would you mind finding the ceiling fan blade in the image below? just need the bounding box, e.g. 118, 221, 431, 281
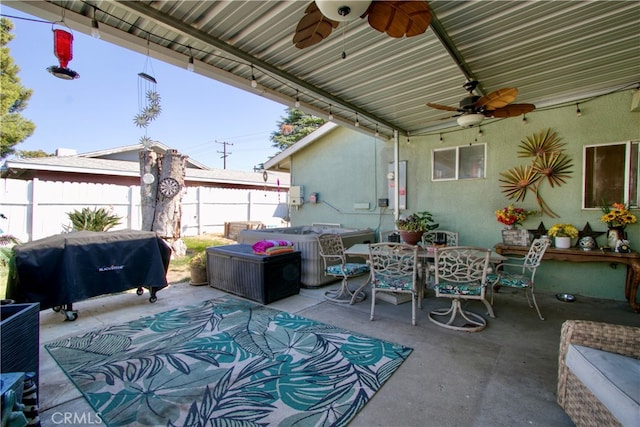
476, 87, 518, 110
293, 2, 340, 49
427, 102, 460, 112
485, 103, 536, 118
367, 1, 432, 38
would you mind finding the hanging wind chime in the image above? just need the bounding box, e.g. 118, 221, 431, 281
134, 35, 162, 148
47, 24, 79, 80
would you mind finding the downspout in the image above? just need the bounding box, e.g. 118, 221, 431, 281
393, 129, 399, 224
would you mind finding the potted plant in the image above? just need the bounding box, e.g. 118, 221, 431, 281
189, 250, 208, 286
600, 201, 637, 250
495, 204, 530, 229
547, 223, 579, 249
395, 211, 439, 245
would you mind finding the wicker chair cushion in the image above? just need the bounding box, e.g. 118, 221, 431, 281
486, 272, 531, 288
566, 344, 640, 426
373, 275, 413, 291
326, 263, 369, 276
435, 282, 482, 296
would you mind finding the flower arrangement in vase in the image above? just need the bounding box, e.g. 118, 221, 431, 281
600, 202, 636, 250
495, 204, 530, 229
547, 223, 579, 249
395, 211, 439, 245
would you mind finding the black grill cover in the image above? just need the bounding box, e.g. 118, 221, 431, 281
6, 230, 171, 310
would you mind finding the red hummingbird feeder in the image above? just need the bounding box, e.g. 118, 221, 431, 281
47, 26, 79, 80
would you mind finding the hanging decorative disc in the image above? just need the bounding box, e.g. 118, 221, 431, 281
159, 177, 180, 198
142, 173, 155, 185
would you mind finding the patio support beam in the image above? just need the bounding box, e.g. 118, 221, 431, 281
114, 1, 406, 136
428, 12, 485, 95
393, 130, 399, 224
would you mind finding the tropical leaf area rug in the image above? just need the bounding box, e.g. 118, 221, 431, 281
46, 296, 412, 427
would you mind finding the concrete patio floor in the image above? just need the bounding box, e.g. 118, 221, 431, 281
35, 276, 638, 426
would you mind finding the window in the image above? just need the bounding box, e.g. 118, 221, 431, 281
432, 144, 485, 181
583, 141, 638, 208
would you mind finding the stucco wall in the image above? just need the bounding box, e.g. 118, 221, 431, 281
287, 89, 640, 302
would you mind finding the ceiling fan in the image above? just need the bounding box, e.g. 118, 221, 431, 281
427, 80, 536, 127
293, 1, 432, 49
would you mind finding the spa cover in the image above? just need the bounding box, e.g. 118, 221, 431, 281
6, 230, 170, 310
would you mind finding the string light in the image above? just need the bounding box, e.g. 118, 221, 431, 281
294, 90, 300, 108
355, 112, 359, 127
375, 124, 379, 137
187, 47, 194, 72
522, 114, 528, 125
90, 6, 100, 39
9, 6, 635, 144
250, 65, 257, 88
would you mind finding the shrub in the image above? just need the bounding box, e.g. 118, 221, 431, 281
66, 207, 122, 232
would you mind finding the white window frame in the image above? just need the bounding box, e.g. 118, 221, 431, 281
582, 141, 639, 209
432, 144, 486, 181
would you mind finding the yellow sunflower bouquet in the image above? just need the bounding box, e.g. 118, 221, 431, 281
600, 202, 637, 228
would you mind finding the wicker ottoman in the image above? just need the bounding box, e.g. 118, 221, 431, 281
557, 320, 640, 426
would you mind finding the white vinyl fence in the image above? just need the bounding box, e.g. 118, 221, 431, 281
0, 178, 287, 242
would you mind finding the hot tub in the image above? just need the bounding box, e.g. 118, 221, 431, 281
237, 226, 375, 287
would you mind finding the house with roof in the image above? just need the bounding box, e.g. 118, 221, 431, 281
265, 89, 640, 305
1, 142, 290, 240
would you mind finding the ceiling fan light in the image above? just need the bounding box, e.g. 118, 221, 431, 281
457, 113, 485, 128
316, 0, 372, 22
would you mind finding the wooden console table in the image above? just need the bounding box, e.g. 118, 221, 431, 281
495, 244, 640, 312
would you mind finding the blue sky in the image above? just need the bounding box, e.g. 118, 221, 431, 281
3, 6, 289, 171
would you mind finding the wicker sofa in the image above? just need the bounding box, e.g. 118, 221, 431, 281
557, 320, 640, 426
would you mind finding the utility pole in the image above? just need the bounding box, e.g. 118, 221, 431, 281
216, 140, 233, 169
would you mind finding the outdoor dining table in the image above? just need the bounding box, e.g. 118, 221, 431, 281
344, 243, 507, 301
345, 243, 507, 265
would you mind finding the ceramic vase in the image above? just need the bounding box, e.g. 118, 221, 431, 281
555, 236, 572, 249
579, 236, 596, 251
607, 226, 626, 250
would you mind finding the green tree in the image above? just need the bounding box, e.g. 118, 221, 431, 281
1, 18, 35, 159
270, 108, 325, 151
16, 149, 53, 158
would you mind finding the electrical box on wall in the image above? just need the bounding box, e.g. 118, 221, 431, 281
290, 186, 304, 206
309, 192, 318, 204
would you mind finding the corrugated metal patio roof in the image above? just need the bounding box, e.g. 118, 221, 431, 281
8, 1, 639, 140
